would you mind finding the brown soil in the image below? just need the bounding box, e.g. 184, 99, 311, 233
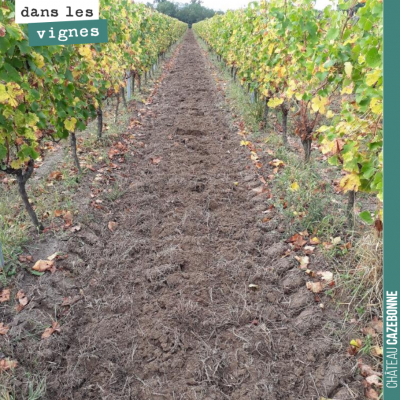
1, 31, 364, 400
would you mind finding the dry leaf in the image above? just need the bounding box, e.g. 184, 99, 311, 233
70, 224, 82, 233
47, 252, 59, 261
42, 321, 61, 339
54, 209, 64, 217
366, 375, 383, 388
303, 245, 315, 255
0, 358, 17, 372
108, 221, 118, 232
365, 388, 379, 400
0, 288, 11, 303
16, 290, 28, 308
370, 318, 383, 334
63, 211, 73, 226
0, 322, 9, 335
18, 255, 34, 263
310, 237, 320, 245
252, 185, 266, 195
150, 156, 162, 165
269, 159, 285, 167
358, 359, 382, 377
316, 271, 334, 283
32, 260, 55, 273
288, 233, 307, 248
371, 346, 383, 357
362, 327, 377, 337
48, 171, 63, 181
295, 256, 310, 269
306, 281, 324, 293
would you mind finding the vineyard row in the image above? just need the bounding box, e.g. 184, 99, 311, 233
193, 0, 383, 223
0, 0, 187, 230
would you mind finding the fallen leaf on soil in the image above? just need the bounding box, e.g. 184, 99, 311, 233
18, 255, 34, 263
54, 209, 64, 217
350, 338, 362, 349
0, 358, 17, 372
362, 326, 376, 337
288, 233, 307, 248
15, 290, 28, 312
365, 388, 379, 399
303, 245, 315, 254
42, 321, 61, 339
0, 322, 9, 335
366, 375, 383, 388
150, 156, 162, 165
48, 171, 63, 181
47, 252, 60, 261
322, 241, 334, 250
310, 237, 320, 245
269, 159, 285, 168
252, 185, 266, 195
32, 260, 55, 273
370, 318, 383, 334
358, 359, 383, 377
306, 281, 324, 293
347, 339, 362, 356
295, 256, 310, 269
70, 224, 82, 233
63, 211, 73, 227
371, 346, 383, 357
316, 271, 334, 283
108, 221, 118, 232
0, 288, 11, 303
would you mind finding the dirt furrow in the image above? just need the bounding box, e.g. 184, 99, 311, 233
5, 31, 362, 400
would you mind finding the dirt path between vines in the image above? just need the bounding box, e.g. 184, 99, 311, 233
4, 31, 363, 400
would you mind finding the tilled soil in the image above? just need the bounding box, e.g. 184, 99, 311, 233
3, 32, 363, 400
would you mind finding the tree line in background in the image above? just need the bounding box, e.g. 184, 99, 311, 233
152, 0, 222, 27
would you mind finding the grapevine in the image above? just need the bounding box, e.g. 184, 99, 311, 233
194, 0, 382, 218
0, 0, 186, 230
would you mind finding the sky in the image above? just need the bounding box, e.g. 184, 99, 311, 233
136, 0, 336, 13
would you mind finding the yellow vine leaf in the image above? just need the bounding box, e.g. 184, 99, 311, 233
341, 83, 353, 95
340, 173, 361, 193
0, 84, 8, 104
344, 62, 353, 78
64, 118, 77, 132
11, 159, 23, 169
370, 98, 383, 115
366, 69, 381, 87
268, 97, 284, 108
78, 46, 92, 60
311, 96, 328, 114
32, 53, 45, 69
